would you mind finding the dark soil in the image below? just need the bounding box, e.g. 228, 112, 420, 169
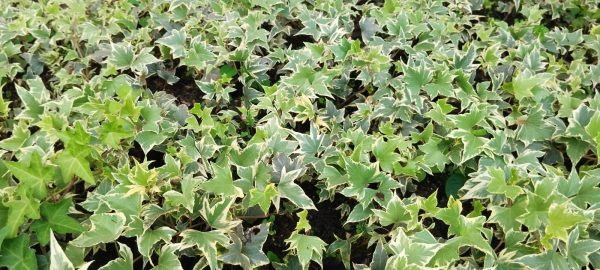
284, 34, 315, 50
128, 141, 166, 168
411, 173, 451, 239
0, 130, 11, 141
0, 80, 19, 109
260, 180, 369, 268
299, 181, 349, 244
472, 4, 526, 26
262, 211, 297, 262
145, 67, 202, 107
84, 237, 147, 269
412, 173, 449, 207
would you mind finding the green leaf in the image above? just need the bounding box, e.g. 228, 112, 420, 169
108, 43, 158, 73
450, 106, 488, 131
403, 62, 432, 97
54, 149, 95, 185
183, 38, 215, 69
0, 122, 30, 151
517, 181, 554, 230
433, 199, 493, 264
3, 151, 54, 199
291, 125, 328, 163
419, 137, 448, 171
248, 183, 278, 213
0, 235, 38, 270
99, 118, 134, 149
486, 167, 523, 200
444, 172, 466, 198
424, 70, 454, 98
294, 210, 311, 233
346, 204, 373, 223
230, 144, 261, 167
15, 83, 44, 120
180, 230, 229, 270
201, 160, 243, 198
285, 233, 327, 270
135, 131, 167, 155
50, 231, 75, 270
516, 106, 554, 143
319, 165, 348, 189
372, 195, 411, 226
108, 43, 135, 70
545, 203, 588, 242
372, 137, 403, 172
564, 138, 589, 166
164, 175, 200, 212
199, 197, 240, 230
31, 198, 84, 246
132, 47, 159, 73
0, 87, 10, 117
388, 229, 438, 268
448, 129, 488, 163
510, 70, 552, 101
287, 66, 332, 98
220, 64, 237, 78
70, 213, 127, 248
4, 197, 40, 237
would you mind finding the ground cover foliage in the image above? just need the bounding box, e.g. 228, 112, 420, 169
0, 0, 599, 269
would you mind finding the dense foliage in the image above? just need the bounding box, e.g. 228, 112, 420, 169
1, 0, 599, 269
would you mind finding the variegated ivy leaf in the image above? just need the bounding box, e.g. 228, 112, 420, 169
431, 198, 493, 265
486, 167, 523, 200
544, 203, 588, 243
277, 168, 316, 210
386, 229, 440, 269
53, 149, 95, 185
199, 197, 241, 230
201, 159, 244, 198
135, 131, 167, 155
153, 244, 184, 270
108, 43, 159, 74
418, 136, 449, 172
98, 243, 134, 270
2, 0, 600, 269
137, 227, 177, 258
183, 36, 215, 70
565, 227, 600, 269
339, 157, 386, 206
50, 231, 75, 270
220, 223, 270, 270
0, 87, 10, 117
509, 70, 553, 101
372, 195, 411, 226
70, 213, 127, 248
515, 250, 569, 270
164, 175, 201, 212
156, 28, 187, 59
180, 229, 230, 270
248, 183, 278, 213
